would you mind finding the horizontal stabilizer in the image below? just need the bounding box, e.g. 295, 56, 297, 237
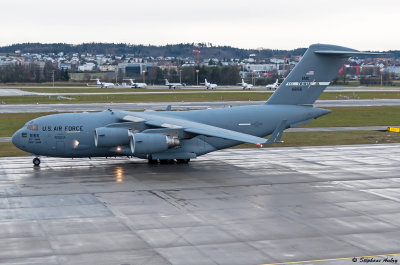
315, 50, 385, 56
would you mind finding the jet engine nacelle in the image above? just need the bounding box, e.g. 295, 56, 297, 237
94, 127, 130, 147
130, 133, 180, 154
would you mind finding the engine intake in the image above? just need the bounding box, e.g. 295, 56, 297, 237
94, 127, 130, 147
130, 133, 180, 154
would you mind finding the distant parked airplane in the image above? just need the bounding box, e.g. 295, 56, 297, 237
123, 79, 147, 88
266, 79, 279, 90
238, 79, 253, 90
165, 79, 184, 89
203, 79, 217, 89
87, 78, 115, 88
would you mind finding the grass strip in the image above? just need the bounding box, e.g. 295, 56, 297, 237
0, 113, 53, 137
2, 91, 400, 104
236, 130, 400, 148
304, 106, 400, 127
0, 142, 29, 157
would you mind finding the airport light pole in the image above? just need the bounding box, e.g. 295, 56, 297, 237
142, 70, 146, 83
196, 69, 199, 86
179, 70, 182, 84
380, 68, 383, 86
52, 70, 55, 87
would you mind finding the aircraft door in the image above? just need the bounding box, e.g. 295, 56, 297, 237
56, 141, 65, 153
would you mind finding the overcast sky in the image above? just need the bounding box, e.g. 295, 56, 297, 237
0, 0, 398, 50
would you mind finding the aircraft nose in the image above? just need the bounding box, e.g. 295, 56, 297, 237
11, 130, 19, 147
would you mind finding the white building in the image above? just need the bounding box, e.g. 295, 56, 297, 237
244, 64, 277, 72
78, 63, 96, 72
270, 58, 284, 64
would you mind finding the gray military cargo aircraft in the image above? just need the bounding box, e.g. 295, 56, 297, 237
12, 44, 377, 166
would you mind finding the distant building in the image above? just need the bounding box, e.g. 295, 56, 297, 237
386, 66, 400, 76
98, 65, 117, 72
294, 56, 302, 62
117, 63, 147, 75
270, 58, 284, 64
78, 63, 96, 72
245, 64, 277, 72
58, 63, 72, 70
243, 58, 255, 63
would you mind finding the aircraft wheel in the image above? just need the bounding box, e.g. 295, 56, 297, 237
33, 157, 40, 166
148, 158, 158, 164
147, 155, 158, 164
159, 159, 174, 164
177, 159, 190, 164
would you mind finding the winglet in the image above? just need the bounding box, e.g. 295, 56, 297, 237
266, 120, 287, 144
166, 105, 172, 111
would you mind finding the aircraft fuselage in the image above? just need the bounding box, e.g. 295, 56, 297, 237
12, 105, 329, 159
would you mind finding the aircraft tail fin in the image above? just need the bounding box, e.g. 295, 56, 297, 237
266, 44, 380, 105
165, 79, 169, 85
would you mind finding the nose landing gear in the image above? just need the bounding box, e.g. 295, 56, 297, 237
33, 157, 40, 166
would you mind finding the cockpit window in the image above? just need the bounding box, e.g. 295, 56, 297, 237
27, 124, 38, 131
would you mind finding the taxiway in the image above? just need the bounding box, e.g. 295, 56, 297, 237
1, 144, 400, 264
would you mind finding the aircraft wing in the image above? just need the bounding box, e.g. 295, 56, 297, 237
123, 114, 269, 145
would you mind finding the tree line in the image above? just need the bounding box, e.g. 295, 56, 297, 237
124, 66, 242, 85
0, 62, 69, 83
0, 43, 310, 60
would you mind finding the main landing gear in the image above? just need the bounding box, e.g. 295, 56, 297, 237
147, 156, 190, 164
33, 157, 40, 166
176, 159, 190, 164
